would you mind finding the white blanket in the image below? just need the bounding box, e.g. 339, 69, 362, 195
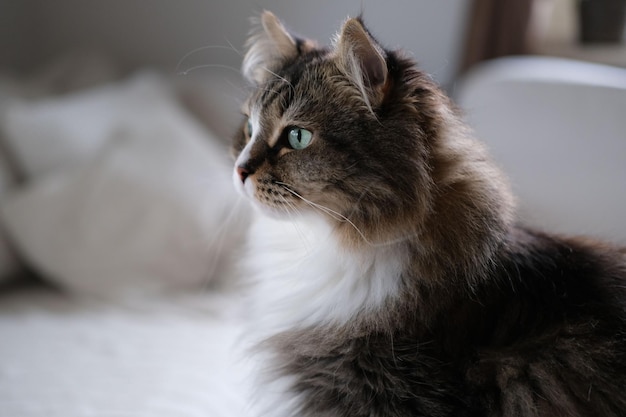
0, 289, 252, 417
0, 65, 254, 416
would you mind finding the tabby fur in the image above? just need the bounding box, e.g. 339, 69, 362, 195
232, 11, 626, 417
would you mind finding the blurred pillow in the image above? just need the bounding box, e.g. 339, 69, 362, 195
0, 98, 248, 296
0, 71, 172, 179
0, 54, 120, 285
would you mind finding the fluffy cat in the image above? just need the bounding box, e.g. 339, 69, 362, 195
232, 11, 626, 417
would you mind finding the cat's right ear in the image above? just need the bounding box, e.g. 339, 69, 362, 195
243, 11, 310, 85
335, 18, 389, 111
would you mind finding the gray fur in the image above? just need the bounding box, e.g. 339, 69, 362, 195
233, 12, 626, 417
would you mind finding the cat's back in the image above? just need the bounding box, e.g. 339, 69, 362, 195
461, 227, 626, 416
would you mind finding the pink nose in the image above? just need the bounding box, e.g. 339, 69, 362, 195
236, 165, 250, 183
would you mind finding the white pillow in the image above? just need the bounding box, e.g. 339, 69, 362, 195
0, 71, 172, 179
0, 101, 248, 296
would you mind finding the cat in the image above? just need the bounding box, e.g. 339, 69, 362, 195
231, 11, 626, 417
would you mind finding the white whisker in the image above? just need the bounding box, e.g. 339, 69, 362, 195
177, 64, 242, 76
275, 181, 418, 248
260, 67, 295, 96
223, 37, 243, 57
175, 44, 241, 74
253, 86, 288, 97
278, 194, 312, 252
274, 181, 375, 245
199, 196, 248, 291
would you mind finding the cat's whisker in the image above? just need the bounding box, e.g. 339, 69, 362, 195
198, 196, 249, 291
300, 200, 345, 223
175, 44, 242, 74
259, 66, 295, 96
277, 182, 420, 248
278, 194, 313, 252
223, 37, 244, 57
277, 183, 344, 223
274, 181, 377, 246
177, 63, 242, 76
252, 86, 288, 98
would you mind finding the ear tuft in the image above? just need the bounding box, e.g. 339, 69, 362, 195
242, 11, 298, 85
335, 18, 388, 110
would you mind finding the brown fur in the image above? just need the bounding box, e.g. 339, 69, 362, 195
233, 12, 626, 416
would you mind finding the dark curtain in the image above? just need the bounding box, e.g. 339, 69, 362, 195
460, 0, 535, 73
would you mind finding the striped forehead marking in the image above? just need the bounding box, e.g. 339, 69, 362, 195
253, 75, 301, 148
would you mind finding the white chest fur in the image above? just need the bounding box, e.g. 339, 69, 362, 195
242, 213, 407, 338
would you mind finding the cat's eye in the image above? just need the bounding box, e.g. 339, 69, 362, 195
246, 119, 253, 137
287, 127, 313, 150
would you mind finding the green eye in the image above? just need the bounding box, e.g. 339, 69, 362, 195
287, 127, 313, 150
246, 119, 253, 137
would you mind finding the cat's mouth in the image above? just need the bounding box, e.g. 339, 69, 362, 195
254, 179, 299, 215
233, 169, 303, 218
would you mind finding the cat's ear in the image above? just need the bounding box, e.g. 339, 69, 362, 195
335, 18, 388, 110
243, 11, 300, 85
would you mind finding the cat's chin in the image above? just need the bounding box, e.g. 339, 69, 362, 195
233, 170, 309, 221
249, 200, 292, 220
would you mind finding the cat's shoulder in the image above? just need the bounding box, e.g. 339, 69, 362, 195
477, 226, 626, 340
499, 226, 626, 301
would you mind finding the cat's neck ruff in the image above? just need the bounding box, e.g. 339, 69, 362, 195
245, 211, 408, 336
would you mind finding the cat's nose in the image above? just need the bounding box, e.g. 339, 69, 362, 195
236, 165, 250, 183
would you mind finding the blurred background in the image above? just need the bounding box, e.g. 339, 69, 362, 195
0, 0, 624, 284
0, 0, 624, 291
1, 0, 469, 86
0, 1, 625, 415
2, 0, 625, 85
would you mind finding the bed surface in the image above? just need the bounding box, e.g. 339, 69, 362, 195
1, 54, 625, 416
0, 286, 251, 417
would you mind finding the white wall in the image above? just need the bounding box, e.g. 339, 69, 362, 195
2, 0, 470, 88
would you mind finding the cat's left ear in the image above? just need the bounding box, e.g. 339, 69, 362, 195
243, 11, 315, 85
335, 18, 389, 109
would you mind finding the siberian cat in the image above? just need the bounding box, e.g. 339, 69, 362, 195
232, 11, 626, 417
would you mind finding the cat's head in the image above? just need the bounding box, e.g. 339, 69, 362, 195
233, 11, 513, 253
